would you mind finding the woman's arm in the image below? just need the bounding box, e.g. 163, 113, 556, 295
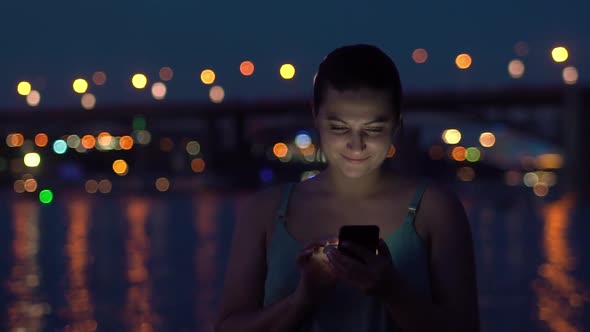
382, 186, 480, 332
214, 188, 312, 332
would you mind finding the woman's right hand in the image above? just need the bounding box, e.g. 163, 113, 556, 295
294, 238, 339, 308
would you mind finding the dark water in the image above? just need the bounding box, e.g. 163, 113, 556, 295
0, 181, 588, 332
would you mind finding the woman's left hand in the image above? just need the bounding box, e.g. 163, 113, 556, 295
324, 238, 399, 299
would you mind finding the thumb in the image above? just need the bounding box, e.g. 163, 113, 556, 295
377, 238, 392, 258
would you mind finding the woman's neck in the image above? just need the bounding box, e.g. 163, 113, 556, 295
319, 166, 393, 199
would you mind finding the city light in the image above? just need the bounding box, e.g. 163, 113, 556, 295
17, 81, 32, 96
191, 158, 206, 173
209, 86, 225, 103
26, 90, 41, 106
442, 129, 462, 144
155, 177, 170, 191
7, 133, 24, 147
159, 67, 173, 81
280, 64, 295, 79
67, 135, 81, 148
479, 132, 496, 147
240, 61, 255, 76
119, 136, 134, 150
81, 93, 96, 110
273, 143, 289, 158
455, 54, 472, 69
412, 49, 428, 64
24, 153, 41, 167
465, 147, 481, 162
39, 189, 54, 204
201, 69, 216, 85
508, 60, 525, 79
73, 79, 89, 94
53, 140, 68, 154
34, 133, 48, 147
562, 66, 578, 85
92, 71, 107, 85
81, 135, 96, 149
112, 159, 128, 176
151, 82, 167, 100
131, 73, 148, 89
551, 47, 568, 63
451, 146, 466, 161
294, 132, 312, 149
186, 141, 201, 155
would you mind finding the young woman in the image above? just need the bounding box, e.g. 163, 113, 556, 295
215, 44, 480, 332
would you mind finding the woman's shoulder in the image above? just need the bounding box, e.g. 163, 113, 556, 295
235, 183, 293, 226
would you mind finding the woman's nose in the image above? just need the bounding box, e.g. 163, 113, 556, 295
346, 133, 366, 151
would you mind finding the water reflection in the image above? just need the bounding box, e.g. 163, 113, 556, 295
6, 200, 47, 331
194, 193, 219, 332
533, 194, 589, 331
64, 198, 97, 331
124, 198, 161, 331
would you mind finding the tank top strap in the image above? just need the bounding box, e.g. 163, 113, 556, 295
276, 182, 296, 224
405, 179, 430, 225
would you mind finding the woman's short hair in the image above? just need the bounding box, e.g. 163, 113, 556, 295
312, 44, 402, 122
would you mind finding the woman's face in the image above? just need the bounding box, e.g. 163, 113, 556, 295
315, 86, 397, 179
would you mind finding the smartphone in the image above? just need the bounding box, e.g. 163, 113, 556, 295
338, 225, 380, 263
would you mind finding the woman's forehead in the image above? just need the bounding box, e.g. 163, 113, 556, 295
319, 88, 393, 121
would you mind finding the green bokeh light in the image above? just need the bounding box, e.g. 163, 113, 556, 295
133, 116, 146, 131
39, 189, 54, 204
466, 147, 481, 162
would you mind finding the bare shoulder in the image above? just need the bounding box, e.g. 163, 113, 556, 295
236, 184, 284, 231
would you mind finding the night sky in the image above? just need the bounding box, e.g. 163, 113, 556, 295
1, 0, 588, 109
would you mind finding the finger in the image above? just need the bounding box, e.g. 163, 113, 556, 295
339, 241, 378, 264
326, 247, 370, 278
377, 238, 392, 258
327, 251, 370, 286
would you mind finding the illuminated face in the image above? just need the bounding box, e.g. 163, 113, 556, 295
315, 86, 397, 179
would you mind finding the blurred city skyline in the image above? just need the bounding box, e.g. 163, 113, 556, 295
1, 0, 588, 109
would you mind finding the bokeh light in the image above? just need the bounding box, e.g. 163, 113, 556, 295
135, 130, 151, 145
159, 67, 174, 81
17, 81, 32, 96
53, 140, 68, 154
98, 179, 112, 193
155, 177, 170, 192
191, 158, 206, 173
455, 54, 472, 69
240, 61, 255, 76
451, 146, 466, 161
442, 129, 462, 144
24, 153, 41, 167
465, 147, 481, 162
7, 133, 25, 147
159, 137, 174, 152
151, 82, 167, 100
14, 180, 25, 193
551, 47, 568, 63
504, 170, 521, 186
294, 132, 312, 149
97, 132, 112, 148
533, 183, 549, 197
200, 69, 216, 85
39, 189, 54, 204
27, 90, 41, 106
81, 93, 96, 110
280, 64, 296, 79
457, 167, 475, 182
131, 73, 148, 89
523, 172, 539, 187
186, 141, 201, 155
81, 135, 96, 149
112, 159, 128, 176
412, 48, 428, 64
119, 136, 134, 150
73, 79, 89, 94
85, 180, 98, 194
209, 86, 225, 103
536, 153, 563, 169
508, 60, 525, 79
34, 133, 48, 147
67, 135, 81, 148
273, 143, 289, 158
562, 66, 578, 85
479, 132, 496, 147
92, 71, 107, 85
24, 179, 38, 192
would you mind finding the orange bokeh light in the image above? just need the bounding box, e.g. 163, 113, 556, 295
412, 49, 428, 64
273, 143, 289, 158
455, 54, 472, 69
451, 146, 466, 161
35, 133, 48, 147
240, 61, 255, 76
81, 135, 96, 149
119, 135, 134, 150
191, 158, 206, 173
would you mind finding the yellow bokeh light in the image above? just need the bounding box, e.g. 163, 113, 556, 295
536, 153, 563, 169
35, 133, 48, 147
200, 69, 216, 85
112, 159, 128, 176
24, 152, 41, 167
479, 132, 496, 147
73, 78, 89, 94
562, 66, 578, 85
280, 64, 296, 79
508, 59, 525, 79
27, 90, 41, 106
240, 61, 255, 76
132, 73, 148, 89
551, 47, 568, 63
412, 49, 428, 64
442, 129, 462, 144
81, 93, 96, 110
209, 86, 225, 103
97, 132, 112, 147
17, 81, 32, 96
155, 177, 170, 191
273, 143, 289, 158
455, 54, 472, 69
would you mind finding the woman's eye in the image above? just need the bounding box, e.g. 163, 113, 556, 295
365, 127, 384, 133
330, 126, 348, 131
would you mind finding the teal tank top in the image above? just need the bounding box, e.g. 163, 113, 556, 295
263, 181, 433, 331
